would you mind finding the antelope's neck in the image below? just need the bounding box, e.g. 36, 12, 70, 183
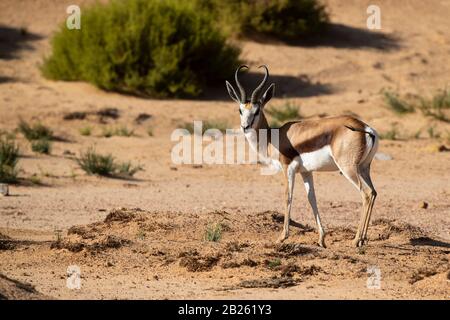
244, 112, 272, 154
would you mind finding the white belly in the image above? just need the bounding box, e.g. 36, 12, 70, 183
298, 145, 338, 172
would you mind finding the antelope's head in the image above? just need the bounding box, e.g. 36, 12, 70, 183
226, 65, 275, 133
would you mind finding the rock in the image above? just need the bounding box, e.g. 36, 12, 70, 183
438, 145, 450, 152
0, 184, 9, 196
420, 201, 428, 209
374, 152, 393, 161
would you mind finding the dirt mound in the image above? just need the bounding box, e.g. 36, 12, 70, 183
0, 273, 48, 300
0, 233, 15, 250
1, 208, 449, 299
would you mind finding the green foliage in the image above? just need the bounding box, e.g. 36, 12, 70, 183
379, 124, 400, 140
197, 0, 328, 40
181, 120, 229, 134
31, 139, 51, 154
204, 222, 222, 242
18, 120, 53, 141
77, 147, 143, 178
266, 101, 301, 127
265, 258, 282, 269
41, 0, 240, 98
418, 89, 450, 123
102, 126, 135, 137
79, 126, 92, 136
0, 137, 20, 183
383, 91, 415, 115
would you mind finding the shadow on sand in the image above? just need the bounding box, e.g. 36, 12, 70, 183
0, 25, 43, 60
201, 71, 334, 101
247, 23, 401, 51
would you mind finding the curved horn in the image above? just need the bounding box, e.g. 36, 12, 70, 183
235, 65, 248, 103
251, 65, 269, 103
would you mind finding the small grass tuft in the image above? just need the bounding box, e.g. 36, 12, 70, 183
427, 127, 440, 139
379, 124, 400, 140
204, 222, 222, 242
0, 137, 20, 183
181, 120, 229, 135
79, 126, 92, 136
147, 127, 154, 137
265, 258, 282, 269
31, 139, 51, 154
102, 126, 134, 138
383, 91, 415, 115
418, 89, 450, 123
266, 102, 301, 127
77, 147, 143, 178
18, 120, 53, 141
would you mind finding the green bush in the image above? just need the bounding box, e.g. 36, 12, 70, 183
0, 137, 20, 183
18, 120, 53, 141
41, 0, 240, 98
77, 147, 143, 178
31, 139, 52, 154
197, 0, 328, 40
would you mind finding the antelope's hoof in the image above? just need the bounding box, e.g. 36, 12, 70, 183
318, 240, 327, 248
276, 234, 288, 244
353, 238, 367, 247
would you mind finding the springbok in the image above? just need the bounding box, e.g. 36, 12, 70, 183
226, 65, 379, 247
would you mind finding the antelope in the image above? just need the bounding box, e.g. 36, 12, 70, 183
225, 65, 379, 247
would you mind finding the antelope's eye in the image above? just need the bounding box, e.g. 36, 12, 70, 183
239, 109, 242, 115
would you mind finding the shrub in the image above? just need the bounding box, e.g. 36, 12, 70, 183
18, 120, 53, 141
418, 89, 450, 123
79, 126, 92, 136
41, 0, 240, 98
204, 222, 222, 242
31, 139, 51, 154
266, 101, 301, 127
181, 120, 229, 135
196, 0, 329, 40
383, 91, 415, 115
77, 147, 143, 177
0, 137, 19, 183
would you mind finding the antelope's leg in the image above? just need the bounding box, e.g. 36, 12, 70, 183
359, 166, 377, 242
277, 162, 297, 243
301, 172, 326, 248
334, 164, 368, 247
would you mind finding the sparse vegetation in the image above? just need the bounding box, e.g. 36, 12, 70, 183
79, 126, 92, 136
77, 147, 143, 178
102, 126, 134, 138
0, 137, 20, 183
418, 89, 450, 123
379, 124, 400, 140
383, 91, 415, 115
147, 127, 154, 137
197, 0, 329, 40
31, 139, 51, 154
18, 120, 53, 141
383, 89, 450, 122
204, 222, 222, 242
266, 102, 301, 127
427, 127, 440, 139
41, 0, 240, 98
181, 120, 229, 135
265, 258, 282, 269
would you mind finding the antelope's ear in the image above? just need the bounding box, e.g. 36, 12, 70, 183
261, 83, 275, 107
226, 81, 240, 104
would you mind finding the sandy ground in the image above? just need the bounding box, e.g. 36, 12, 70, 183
0, 0, 449, 299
